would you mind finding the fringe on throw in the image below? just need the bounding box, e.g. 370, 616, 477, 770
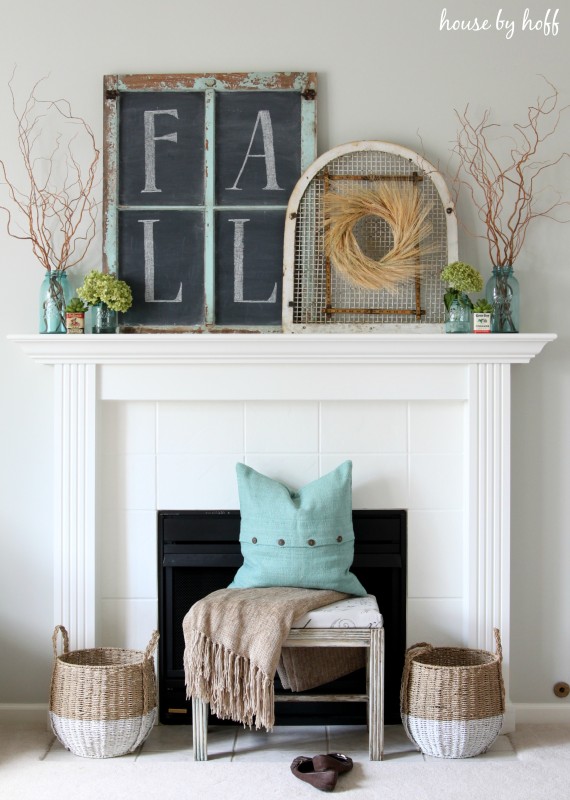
184, 629, 275, 731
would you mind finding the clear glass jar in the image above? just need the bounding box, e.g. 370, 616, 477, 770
485, 266, 520, 333
444, 292, 472, 334
39, 270, 72, 334
92, 303, 118, 334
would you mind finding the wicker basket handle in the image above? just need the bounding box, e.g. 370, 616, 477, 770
494, 628, 503, 662
52, 625, 69, 658
400, 642, 433, 715
144, 630, 160, 660
407, 642, 433, 654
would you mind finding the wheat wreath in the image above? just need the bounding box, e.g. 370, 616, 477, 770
324, 182, 432, 292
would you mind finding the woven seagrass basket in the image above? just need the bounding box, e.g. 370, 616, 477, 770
400, 628, 505, 759
49, 625, 159, 758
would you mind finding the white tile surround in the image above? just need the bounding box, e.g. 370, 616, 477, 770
10, 332, 556, 729
99, 397, 465, 646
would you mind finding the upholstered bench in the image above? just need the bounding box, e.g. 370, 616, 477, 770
192, 594, 384, 761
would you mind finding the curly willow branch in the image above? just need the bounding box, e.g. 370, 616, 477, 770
324, 182, 433, 292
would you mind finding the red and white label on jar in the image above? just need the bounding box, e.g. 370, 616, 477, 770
473, 313, 492, 334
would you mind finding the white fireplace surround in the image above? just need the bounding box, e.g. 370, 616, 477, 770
12, 332, 555, 728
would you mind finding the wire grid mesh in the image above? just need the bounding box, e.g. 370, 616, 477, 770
292, 150, 448, 325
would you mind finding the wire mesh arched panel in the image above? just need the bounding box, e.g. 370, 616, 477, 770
282, 142, 457, 332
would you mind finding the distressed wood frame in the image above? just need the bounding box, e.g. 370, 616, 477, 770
103, 72, 317, 332
192, 625, 384, 761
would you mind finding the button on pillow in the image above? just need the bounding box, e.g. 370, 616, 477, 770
228, 460, 367, 596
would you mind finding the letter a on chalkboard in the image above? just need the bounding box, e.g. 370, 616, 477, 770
226, 110, 283, 191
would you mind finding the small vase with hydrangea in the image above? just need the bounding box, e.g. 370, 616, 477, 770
440, 261, 484, 334
77, 271, 133, 334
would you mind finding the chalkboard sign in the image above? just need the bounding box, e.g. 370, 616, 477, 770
103, 73, 317, 331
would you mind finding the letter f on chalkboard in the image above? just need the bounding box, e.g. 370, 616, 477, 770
141, 109, 179, 193
226, 110, 283, 191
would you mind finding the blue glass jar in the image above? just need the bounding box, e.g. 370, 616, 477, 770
444, 292, 472, 334
39, 270, 72, 334
485, 266, 520, 333
92, 303, 118, 334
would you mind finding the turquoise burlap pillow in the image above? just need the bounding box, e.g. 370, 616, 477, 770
228, 461, 367, 596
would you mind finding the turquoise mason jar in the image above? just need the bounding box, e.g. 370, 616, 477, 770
39, 270, 72, 334
485, 266, 520, 333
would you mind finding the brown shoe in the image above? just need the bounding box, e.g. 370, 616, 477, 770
290, 756, 338, 792
312, 753, 353, 774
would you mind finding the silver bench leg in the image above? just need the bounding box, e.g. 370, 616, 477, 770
368, 627, 384, 760
192, 697, 209, 760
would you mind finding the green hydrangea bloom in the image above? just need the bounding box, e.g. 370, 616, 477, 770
77, 271, 133, 313
440, 262, 484, 293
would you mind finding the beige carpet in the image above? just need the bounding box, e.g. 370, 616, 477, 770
1, 719, 570, 800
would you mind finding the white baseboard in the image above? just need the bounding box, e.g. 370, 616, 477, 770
501, 705, 516, 733
0, 703, 49, 724
513, 703, 570, 724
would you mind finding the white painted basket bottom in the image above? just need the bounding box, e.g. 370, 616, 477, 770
49, 708, 156, 758
401, 713, 503, 759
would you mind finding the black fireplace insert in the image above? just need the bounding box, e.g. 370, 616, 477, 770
158, 509, 406, 725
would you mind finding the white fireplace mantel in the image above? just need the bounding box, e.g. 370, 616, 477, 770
11, 331, 555, 365
10, 332, 556, 727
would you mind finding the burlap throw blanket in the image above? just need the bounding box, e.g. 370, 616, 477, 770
183, 587, 365, 731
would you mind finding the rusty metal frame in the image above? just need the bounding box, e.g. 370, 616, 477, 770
322, 170, 425, 322
103, 72, 317, 332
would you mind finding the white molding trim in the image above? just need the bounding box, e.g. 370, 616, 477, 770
465, 364, 511, 697
0, 704, 49, 724
8, 332, 556, 365
53, 363, 97, 651
512, 703, 570, 725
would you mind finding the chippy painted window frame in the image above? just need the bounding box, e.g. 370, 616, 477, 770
103, 72, 317, 332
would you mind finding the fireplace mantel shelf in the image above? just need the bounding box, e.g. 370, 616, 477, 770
9, 332, 556, 365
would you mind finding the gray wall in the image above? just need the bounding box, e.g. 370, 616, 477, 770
0, 0, 569, 707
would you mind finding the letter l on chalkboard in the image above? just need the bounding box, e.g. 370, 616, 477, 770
229, 218, 277, 303
139, 219, 183, 303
